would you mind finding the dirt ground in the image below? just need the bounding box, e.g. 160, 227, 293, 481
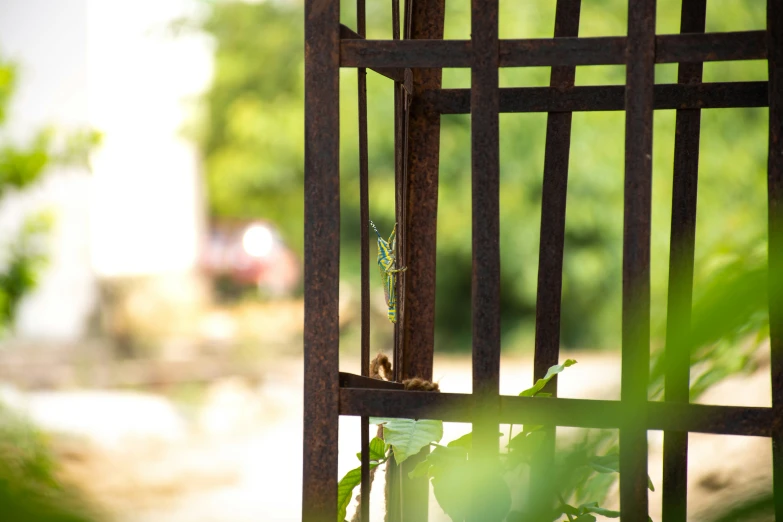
2, 350, 773, 522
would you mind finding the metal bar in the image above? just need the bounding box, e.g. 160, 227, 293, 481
392, 0, 403, 388
339, 389, 775, 436
534, 0, 580, 404
342, 39, 471, 68
397, 3, 446, 520
468, 0, 501, 516
499, 35, 624, 67
302, 0, 340, 513
530, 0, 581, 517
470, 0, 500, 462
767, 0, 783, 518
655, 29, 766, 63
662, 1, 706, 520
340, 25, 406, 82
388, 0, 405, 517
340, 372, 406, 390
426, 82, 769, 114
357, 0, 371, 517
400, 1, 445, 384
340, 31, 767, 69
620, 0, 655, 520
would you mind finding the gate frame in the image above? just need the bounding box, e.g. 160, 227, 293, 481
303, 0, 783, 520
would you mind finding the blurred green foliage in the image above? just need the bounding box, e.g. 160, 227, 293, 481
0, 404, 102, 522
0, 56, 101, 336
194, 0, 768, 351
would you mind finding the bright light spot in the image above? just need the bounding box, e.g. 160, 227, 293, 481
242, 224, 275, 258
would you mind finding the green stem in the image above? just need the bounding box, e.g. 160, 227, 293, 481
558, 493, 574, 522
507, 424, 514, 451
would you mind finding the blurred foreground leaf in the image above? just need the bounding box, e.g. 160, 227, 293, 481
0, 404, 103, 522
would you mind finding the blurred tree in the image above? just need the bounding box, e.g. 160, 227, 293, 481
0, 56, 101, 336
0, 56, 103, 522
194, 0, 768, 352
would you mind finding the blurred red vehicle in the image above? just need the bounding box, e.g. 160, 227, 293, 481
199, 220, 300, 299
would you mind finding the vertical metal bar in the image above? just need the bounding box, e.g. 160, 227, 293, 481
358, 0, 369, 383
620, 0, 655, 521
530, 0, 581, 516
470, 0, 500, 411
398, 0, 446, 518
662, 1, 706, 521
534, 0, 582, 400
767, 0, 783, 518
401, 0, 446, 382
404, 0, 413, 39
388, 0, 404, 518
470, 0, 500, 494
302, 0, 340, 513
392, 0, 403, 384
357, 0, 371, 517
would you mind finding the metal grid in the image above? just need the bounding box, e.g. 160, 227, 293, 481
303, 0, 783, 520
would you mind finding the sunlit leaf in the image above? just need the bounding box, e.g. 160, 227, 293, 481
371, 418, 442, 464
337, 462, 379, 522
355, 436, 388, 462
520, 360, 577, 397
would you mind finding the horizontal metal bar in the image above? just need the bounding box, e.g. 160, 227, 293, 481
499, 36, 626, 67
340, 25, 406, 82
426, 81, 768, 114
342, 39, 472, 68
339, 372, 405, 390
656, 29, 766, 63
340, 30, 766, 69
341, 387, 475, 420
339, 388, 773, 436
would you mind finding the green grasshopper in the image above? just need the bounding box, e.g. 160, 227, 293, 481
370, 220, 407, 323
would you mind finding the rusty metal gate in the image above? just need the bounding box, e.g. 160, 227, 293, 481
303, 0, 783, 520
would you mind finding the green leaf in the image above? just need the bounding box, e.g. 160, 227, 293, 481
355, 436, 388, 462
589, 454, 619, 473
337, 466, 359, 522
337, 462, 380, 521
408, 458, 431, 479
520, 360, 577, 397
374, 418, 443, 464
578, 502, 621, 518
432, 471, 471, 521
429, 444, 466, 462
369, 417, 396, 425
432, 462, 511, 522
573, 515, 597, 522
588, 454, 655, 492
507, 429, 546, 461
447, 432, 474, 449
447, 431, 503, 450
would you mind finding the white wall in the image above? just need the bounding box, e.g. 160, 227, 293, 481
0, 0, 212, 341
86, 0, 212, 277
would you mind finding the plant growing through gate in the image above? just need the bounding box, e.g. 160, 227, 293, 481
338, 360, 656, 522
337, 247, 774, 521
